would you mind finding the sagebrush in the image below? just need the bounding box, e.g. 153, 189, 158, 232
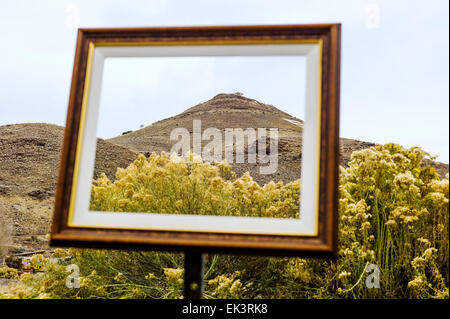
1, 143, 448, 299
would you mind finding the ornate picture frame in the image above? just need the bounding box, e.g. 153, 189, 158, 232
50, 24, 341, 257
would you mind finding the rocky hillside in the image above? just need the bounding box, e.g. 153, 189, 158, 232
0, 123, 137, 250
0, 123, 138, 199
109, 93, 309, 184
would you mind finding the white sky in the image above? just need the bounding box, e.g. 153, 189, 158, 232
0, 0, 448, 163
98, 56, 307, 139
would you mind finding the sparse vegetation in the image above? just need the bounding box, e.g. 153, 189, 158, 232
0, 219, 11, 257
0, 267, 18, 280
1, 143, 448, 299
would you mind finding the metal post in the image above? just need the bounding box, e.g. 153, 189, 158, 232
184, 252, 204, 299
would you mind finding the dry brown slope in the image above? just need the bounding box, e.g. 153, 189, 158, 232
0, 123, 138, 250
109, 93, 303, 152
0, 123, 138, 199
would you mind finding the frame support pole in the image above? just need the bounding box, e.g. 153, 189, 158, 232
184, 252, 204, 299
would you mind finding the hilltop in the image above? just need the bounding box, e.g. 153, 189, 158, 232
109, 93, 420, 184
109, 93, 309, 184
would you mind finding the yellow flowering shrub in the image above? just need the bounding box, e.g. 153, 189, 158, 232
328, 144, 448, 298
0, 266, 18, 279
90, 152, 300, 218
163, 268, 184, 299
208, 271, 244, 299
2, 143, 448, 299
0, 249, 186, 299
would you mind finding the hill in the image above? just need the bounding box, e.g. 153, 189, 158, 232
109, 93, 447, 184
0, 123, 137, 250
109, 93, 308, 184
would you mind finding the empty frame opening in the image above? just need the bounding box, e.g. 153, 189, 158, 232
68, 42, 322, 236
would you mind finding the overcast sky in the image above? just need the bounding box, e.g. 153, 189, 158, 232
98, 56, 307, 139
0, 0, 448, 162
